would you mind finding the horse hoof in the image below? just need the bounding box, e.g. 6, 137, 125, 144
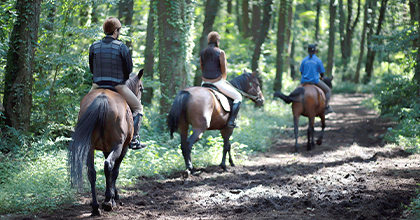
182, 169, 191, 179
219, 164, 227, 171
316, 139, 322, 145
91, 209, 101, 216
102, 201, 113, 211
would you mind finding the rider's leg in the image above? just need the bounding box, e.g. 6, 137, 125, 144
213, 79, 242, 128
316, 81, 333, 114
115, 84, 146, 150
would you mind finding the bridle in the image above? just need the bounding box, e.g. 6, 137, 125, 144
227, 74, 263, 103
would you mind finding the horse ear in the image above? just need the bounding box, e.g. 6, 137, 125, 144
252, 70, 257, 77
138, 69, 144, 79
243, 69, 246, 74
331, 76, 334, 80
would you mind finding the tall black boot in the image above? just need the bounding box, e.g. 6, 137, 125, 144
226, 102, 241, 128
129, 114, 147, 150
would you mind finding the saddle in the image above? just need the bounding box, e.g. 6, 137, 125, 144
296, 83, 326, 102
202, 83, 232, 112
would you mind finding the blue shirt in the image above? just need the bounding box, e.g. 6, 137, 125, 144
299, 54, 325, 84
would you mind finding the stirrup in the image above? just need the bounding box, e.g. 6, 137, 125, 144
324, 106, 334, 114
129, 136, 147, 150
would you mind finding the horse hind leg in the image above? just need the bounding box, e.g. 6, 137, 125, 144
307, 117, 315, 151
87, 149, 100, 216
317, 114, 326, 145
293, 115, 300, 153
182, 127, 204, 174
102, 145, 124, 211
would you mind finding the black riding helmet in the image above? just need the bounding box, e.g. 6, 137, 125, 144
308, 44, 316, 53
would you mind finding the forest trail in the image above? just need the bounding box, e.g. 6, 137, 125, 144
10, 93, 420, 220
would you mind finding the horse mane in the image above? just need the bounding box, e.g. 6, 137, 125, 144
125, 73, 139, 95
229, 73, 250, 91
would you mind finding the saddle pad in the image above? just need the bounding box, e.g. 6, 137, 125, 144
205, 88, 231, 112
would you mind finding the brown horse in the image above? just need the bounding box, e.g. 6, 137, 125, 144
69, 70, 144, 216
167, 71, 264, 174
274, 77, 333, 152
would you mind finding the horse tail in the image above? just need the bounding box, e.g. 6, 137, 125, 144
167, 90, 190, 139
68, 94, 109, 191
274, 91, 293, 104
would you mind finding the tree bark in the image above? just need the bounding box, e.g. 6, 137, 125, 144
339, 0, 361, 70
251, 0, 273, 72
193, 0, 220, 86
315, 0, 321, 43
227, 0, 233, 33
142, 0, 156, 105
326, 0, 336, 77
354, 0, 369, 83
119, 0, 134, 54
236, 0, 242, 33
3, 0, 42, 130
251, 2, 262, 42
284, 1, 293, 76
414, 0, 420, 83
242, 0, 251, 37
158, 0, 194, 115
274, 0, 288, 91
364, 0, 387, 83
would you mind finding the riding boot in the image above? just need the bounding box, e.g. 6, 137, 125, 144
324, 101, 334, 114
129, 114, 147, 150
226, 102, 241, 128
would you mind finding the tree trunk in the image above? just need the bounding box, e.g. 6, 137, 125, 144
79, 7, 89, 26
340, 0, 361, 70
338, 0, 345, 64
354, 0, 369, 83
363, 0, 377, 83
227, 0, 233, 33
91, 3, 99, 23
142, 0, 156, 105
193, 0, 220, 86
158, 0, 194, 115
326, 0, 336, 77
251, 0, 273, 72
290, 38, 296, 79
274, 0, 288, 91
414, 0, 420, 83
315, 0, 321, 43
284, 1, 293, 75
236, 0, 242, 33
364, 0, 387, 83
251, 2, 262, 42
119, 0, 134, 54
242, 0, 251, 37
3, 0, 42, 130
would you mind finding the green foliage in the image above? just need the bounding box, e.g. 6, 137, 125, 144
0, 151, 75, 214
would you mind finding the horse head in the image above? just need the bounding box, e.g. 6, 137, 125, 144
244, 71, 265, 107
322, 76, 333, 89
127, 69, 144, 99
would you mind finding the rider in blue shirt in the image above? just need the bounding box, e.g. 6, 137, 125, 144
300, 44, 333, 114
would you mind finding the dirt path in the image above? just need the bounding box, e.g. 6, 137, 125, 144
12, 94, 420, 220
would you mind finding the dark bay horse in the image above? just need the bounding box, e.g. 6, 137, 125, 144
167, 71, 264, 175
69, 70, 144, 216
274, 77, 333, 152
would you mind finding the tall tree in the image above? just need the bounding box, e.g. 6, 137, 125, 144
193, 0, 220, 86
251, 0, 273, 72
284, 0, 293, 76
354, 0, 369, 83
251, 1, 262, 42
158, 0, 195, 114
326, 0, 336, 76
143, 0, 156, 105
236, 0, 242, 32
274, 0, 288, 91
414, 0, 420, 83
227, 0, 233, 33
242, 0, 251, 37
364, 0, 388, 83
338, 0, 361, 69
3, 0, 42, 130
119, 0, 134, 53
314, 0, 321, 43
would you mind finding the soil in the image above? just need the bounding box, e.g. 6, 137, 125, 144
5, 93, 420, 220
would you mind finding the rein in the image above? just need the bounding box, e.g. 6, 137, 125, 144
226, 79, 261, 102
